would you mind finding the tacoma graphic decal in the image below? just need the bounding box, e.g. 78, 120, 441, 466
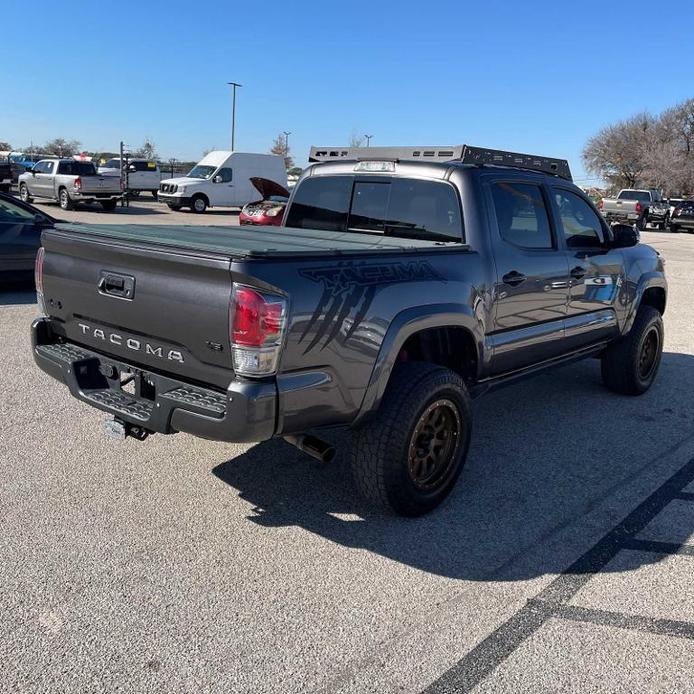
299, 260, 443, 353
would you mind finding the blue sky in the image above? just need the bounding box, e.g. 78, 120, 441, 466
1, 0, 693, 182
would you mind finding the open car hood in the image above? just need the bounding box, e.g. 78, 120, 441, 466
250, 177, 289, 200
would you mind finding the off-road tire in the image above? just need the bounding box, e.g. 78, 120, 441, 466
19, 184, 32, 203
351, 362, 472, 516
58, 188, 73, 210
601, 305, 663, 395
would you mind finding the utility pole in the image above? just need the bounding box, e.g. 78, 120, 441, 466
365, 134, 373, 147
119, 141, 129, 207
227, 82, 242, 150
282, 131, 291, 163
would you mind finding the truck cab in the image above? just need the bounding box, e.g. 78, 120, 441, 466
157, 151, 287, 213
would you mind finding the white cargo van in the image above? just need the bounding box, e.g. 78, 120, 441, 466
98, 158, 164, 197
156, 151, 287, 213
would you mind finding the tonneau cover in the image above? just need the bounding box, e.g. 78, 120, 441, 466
52, 223, 464, 258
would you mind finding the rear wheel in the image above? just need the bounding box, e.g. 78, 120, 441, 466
601, 305, 664, 395
191, 195, 207, 213
151, 190, 158, 199
58, 188, 73, 210
670, 223, 679, 233
351, 362, 472, 516
19, 183, 32, 203
636, 213, 648, 231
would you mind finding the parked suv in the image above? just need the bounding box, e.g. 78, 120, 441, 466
31, 145, 666, 515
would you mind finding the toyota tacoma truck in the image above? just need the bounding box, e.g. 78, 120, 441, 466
18, 159, 122, 210
31, 145, 667, 516
599, 188, 664, 230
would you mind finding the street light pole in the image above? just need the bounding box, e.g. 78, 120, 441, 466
282, 131, 291, 161
365, 134, 373, 147
227, 82, 242, 150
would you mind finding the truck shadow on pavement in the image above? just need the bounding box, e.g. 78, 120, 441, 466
213, 351, 694, 580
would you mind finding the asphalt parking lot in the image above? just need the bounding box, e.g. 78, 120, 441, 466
2, 202, 694, 693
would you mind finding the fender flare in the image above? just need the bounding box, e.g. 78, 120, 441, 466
624, 272, 667, 333
353, 303, 483, 425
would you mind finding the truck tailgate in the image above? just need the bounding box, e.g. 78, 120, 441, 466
79, 175, 121, 194
41, 227, 236, 389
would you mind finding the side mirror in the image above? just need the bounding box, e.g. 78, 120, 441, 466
213, 175, 223, 183
611, 223, 639, 248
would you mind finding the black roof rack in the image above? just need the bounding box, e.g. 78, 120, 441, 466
308, 144, 572, 181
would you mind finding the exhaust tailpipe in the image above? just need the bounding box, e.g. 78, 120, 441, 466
284, 434, 336, 464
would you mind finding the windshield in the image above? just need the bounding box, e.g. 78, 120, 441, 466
618, 191, 651, 203
284, 175, 463, 241
186, 165, 216, 179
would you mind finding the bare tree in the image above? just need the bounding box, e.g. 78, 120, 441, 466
41, 138, 82, 157
0, 141, 11, 151
270, 133, 294, 169
583, 98, 694, 195
132, 137, 157, 160
349, 131, 365, 147
583, 113, 654, 191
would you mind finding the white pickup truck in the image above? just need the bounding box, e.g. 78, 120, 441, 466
599, 189, 664, 230
98, 158, 164, 197
18, 159, 122, 210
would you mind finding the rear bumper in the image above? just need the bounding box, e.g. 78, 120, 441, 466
74, 192, 122, 202
32, 317, 277, 443
604, 211, 639, 222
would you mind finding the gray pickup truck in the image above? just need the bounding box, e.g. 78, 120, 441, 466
31, 145, 667, 515
18, 159, 122, 211
599, 188, 664, 229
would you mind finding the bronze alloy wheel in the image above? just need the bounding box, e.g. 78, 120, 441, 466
639, 326, 660, 381
408, 398, 461, 491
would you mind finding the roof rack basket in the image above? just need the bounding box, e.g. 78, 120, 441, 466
308, 144, 572, 181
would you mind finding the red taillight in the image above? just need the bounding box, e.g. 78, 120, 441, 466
35, 246, 46, 314
598, 199, 603, 210
35, 247, 44, 292
635, 201, 642, 214
74, 176, 82, 192
230, 284, 287, 376
232, 286, 283, 346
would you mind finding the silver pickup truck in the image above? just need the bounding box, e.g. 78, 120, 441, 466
599, 189, 663, 229
18, 159, 122, 211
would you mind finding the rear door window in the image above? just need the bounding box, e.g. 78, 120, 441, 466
491, 182, 553, 249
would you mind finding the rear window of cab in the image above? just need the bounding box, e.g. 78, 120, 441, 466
284, 175, 463, 241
